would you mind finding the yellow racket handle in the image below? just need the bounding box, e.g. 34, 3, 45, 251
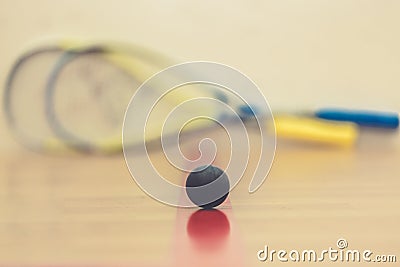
272, 115, 358, 146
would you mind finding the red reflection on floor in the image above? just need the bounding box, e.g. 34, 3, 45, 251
174, 201, 244, 267
187, 209, 230, 251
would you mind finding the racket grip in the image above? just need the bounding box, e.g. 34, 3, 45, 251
273, 116, 358, 146
315, 108, 399, 129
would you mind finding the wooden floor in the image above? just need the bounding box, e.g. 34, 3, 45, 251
0, 128, 399, 266
1, 2, 400, 265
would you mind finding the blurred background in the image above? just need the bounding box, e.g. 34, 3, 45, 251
1, 0, 400, 153
1, 1, 400, 266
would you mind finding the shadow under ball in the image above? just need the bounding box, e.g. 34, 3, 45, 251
185, 165, 230, 209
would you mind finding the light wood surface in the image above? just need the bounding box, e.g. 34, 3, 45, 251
0, 128, 399, 266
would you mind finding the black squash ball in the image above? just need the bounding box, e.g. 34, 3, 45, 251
185, 165, 230, 209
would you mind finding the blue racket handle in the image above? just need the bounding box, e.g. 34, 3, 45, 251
315, 108, 399, 129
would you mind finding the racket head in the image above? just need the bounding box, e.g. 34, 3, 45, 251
44, 43, 180, 154
44, 47, 139, 153
5, 41, 230, 154
3, 45, 76, 153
